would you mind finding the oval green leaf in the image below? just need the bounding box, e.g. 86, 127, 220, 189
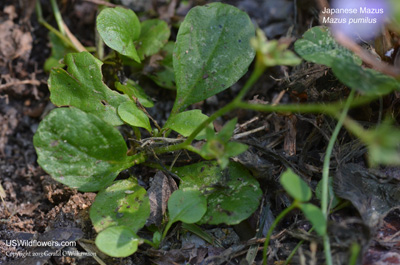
95, 226, 139, 257
90, 179, 150, 232
172, 2, 255, 112
115, 80, 154, 108
332, 58, 400, 96
299, 203, 327, 236
175, 161, 262, 225
33, 108, 133, 192
164, 109, 213, 140
217, 118, 236, 142
96, 7, 141, 62
49, 52, 129, 126
136, 19, 170, 60
168, 189, 207, 224
224, 142, 248, 159
294, 26, 361, 67
366, 120, 400, 166
280, 169, 311, 202
118, 101, 152, 132
251, 29, 301, 67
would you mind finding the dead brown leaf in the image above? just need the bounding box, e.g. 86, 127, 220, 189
334, 164, 400, 227
147, 171, 178, 226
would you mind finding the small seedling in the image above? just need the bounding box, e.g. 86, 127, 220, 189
262, 169, 326, 265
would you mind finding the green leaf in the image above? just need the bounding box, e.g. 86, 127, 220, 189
200, 141, 248, 169
115, 80, 154, 108
164, 109, 213, 140
175, 161, 262, 225
316, 177, 339, 209
90, 179, 150, 233
280, 169, 312, 202
251, 29, 301, 67
199, 118, 247, 168
44, 32, 74, 72
152, 231, 161, 246
96, 7, 141, 62
148, 41, 176, 90
181, 223, 215, 245
294, 26, 361, 67
224, 142, 248, 158
49, 52, 129, 126
217, 118, 237, 142
332, 59, 400, 96
95, 226, 139, 257
167, 189, 207, 224
118, 101, 152, 132
33, 108, 133, 192
366, 120, 400, 166
136, 19, 170, 60
163, 189, 206, 239
172, 2, 255, 112
162, 190, 207, 238
294, 26, 399, 96
299, 203, 327, 236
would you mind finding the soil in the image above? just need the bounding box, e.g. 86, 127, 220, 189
1, 0, 399, 265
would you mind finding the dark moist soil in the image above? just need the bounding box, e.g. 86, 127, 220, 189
1, 0, 400, 265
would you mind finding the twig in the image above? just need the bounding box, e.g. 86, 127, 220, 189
0, 80, 40, 90
234, 116, 259, 133
169, 150, 182, 171
272, 90, 286, 106
78, 241, 107, 265
62, 21, 87, 52
83, 0, 116, 7
135, 100, 162, 133
233, 125, 269, 140
129, 137, 185, 147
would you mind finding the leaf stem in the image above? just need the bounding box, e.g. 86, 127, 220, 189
157, 64, 267, 154
320, 89, 355, 265
126, 152, 147, 167
321, 89, 355, 215
50, 0, 66, 36
234, 64, 266, 102
237, 93, 376, 116
35, 0, 79, 52
323, 234, 333, 265
161, 220, 173, 241
142, 238, 157, 248
237, 101, 337, 116
154, 85, 376, 159
263, 203, 297, 265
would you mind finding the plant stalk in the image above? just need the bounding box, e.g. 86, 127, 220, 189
263, 203, 297, 265
35, 0, 79, 52
321, 89, 355, 215
50, 0, 66, 36
320, 88, 355, 265
155, 65, 266, 154
234, 64, 266, 102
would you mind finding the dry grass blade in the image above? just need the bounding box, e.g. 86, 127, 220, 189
0, 182, 6, 202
